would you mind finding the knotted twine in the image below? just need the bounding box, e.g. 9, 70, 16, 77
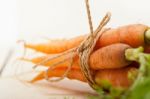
77, 0, 111, 89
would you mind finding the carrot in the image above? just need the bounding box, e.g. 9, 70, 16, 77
25, 35, 85, 54
31, 64, 137, 88
25, 24, 149, 54
21, 55, 80, 70
95, 66, 138, 88
95, 24, 148, 49
23, 43, 131, 69
30, 66, 86, 83
89, 43, 131, 69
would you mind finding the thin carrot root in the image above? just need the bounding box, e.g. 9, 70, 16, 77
25, 35, 85, 54
20, 55, 80, 70
24, 24, 149, 54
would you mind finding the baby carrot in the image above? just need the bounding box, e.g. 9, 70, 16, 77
30, 67, 86, 83
95, 66, 138, 88
31, 64, 137, 88
25, 35, 85, 54
89, 43, 131, 69
21, 55, 80, 70
95, 24, 148, 49
25, 24, 149, 54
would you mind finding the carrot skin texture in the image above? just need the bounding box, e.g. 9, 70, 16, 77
23, 43, 131, 69
25, 35, 85, 54
25, 24, 148, 54
90, 43, 131, 69
95, 66, 137, 88
95, 24, 147, 49
31, 65, 137, 88
30, 67, 86, 83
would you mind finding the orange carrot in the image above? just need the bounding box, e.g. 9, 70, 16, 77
89, 43, 131, 69
31, 66, 86, 83
23, 43, 131, 69
25, 35, 85, 54
31, 64, 137, 88
21, 55, 80, 70
25, 24, 148, 54
95, 24, 148, 49
95, 66, 138, 88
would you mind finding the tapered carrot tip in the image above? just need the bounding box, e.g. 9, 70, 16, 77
30, 72, 44, 83
19, 56, 81, 70
19, 57, 45, 65
30, 68, 86, 83
18, 57, 38, 67
24, 35, 85, 54
19, 57, 31, 62
19, 56, 62, 67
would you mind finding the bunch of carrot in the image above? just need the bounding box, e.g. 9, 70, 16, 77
21, 24, 150, 89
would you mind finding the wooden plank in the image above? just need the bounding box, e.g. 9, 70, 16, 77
0, 77, 94, 99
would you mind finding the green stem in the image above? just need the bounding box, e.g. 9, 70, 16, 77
125, 46, 150, 97
125, 47, 144, 62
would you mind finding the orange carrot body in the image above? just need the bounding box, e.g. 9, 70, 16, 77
95, 24, 147, 49
31, 65, 137, 88
95, 66, 137, 88
31, 67, 86, 83
25, 35, 85, 54
24, 43, 131, 69
25, 24, 148, 54
89, 43, 131, 69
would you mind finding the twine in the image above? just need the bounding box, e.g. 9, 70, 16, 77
32, 0, 111, 90
77, 13, 111, 89
85, 0, 94, 36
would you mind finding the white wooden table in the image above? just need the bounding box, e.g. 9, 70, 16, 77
0, 46, 94, 99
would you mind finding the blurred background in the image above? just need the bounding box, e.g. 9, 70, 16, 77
0, 0, 150, 72
1, 0, 150, 46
